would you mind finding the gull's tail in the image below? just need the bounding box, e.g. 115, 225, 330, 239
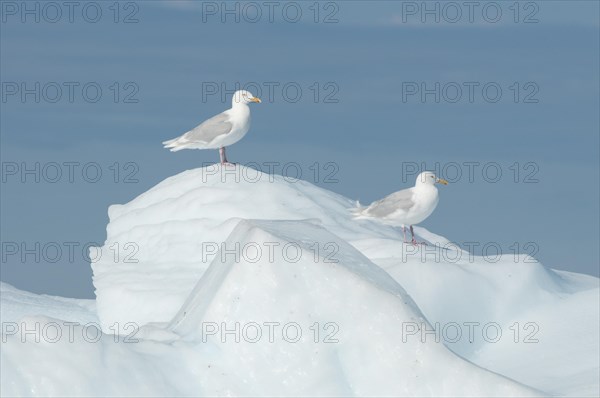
162, 137, 188, 152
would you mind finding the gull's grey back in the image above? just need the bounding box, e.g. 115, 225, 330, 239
185, 112, 233, 144
365, 188, 415, 218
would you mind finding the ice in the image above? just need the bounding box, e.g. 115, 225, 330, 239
1, 165, 597, 397
0, 282, 97, 325
90, 165, 397, 330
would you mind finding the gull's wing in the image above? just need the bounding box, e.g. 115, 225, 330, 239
363, 188, 415, 218
182, 112, 233, 144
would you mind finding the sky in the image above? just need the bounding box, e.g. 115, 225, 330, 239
1, 0, 599, 298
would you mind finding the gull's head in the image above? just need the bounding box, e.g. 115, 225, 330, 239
233, 90, 261, 105
416, 171, 448, 186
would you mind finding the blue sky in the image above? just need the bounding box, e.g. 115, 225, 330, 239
1, 1, 599, 298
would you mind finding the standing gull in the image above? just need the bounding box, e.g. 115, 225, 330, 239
163, 89, 261, 164
352, 171, 448, 244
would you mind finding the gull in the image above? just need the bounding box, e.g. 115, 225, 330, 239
352, 171, 448, 244
163, 90, 261, 164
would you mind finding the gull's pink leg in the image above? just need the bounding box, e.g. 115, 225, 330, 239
402, 226, 407, 243
219, 147, 236, 166
410, 225, 427, 245
219, 147, 226, 164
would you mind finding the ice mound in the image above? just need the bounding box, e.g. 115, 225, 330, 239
355, 234, 600, 397
2, 215, 538, 397
0, 282, 97, 325
91, 165, 398, 331
162, 218, 536, 396
3, 165, 597, 397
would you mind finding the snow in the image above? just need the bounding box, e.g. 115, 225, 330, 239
0, 282, 97, 325
1, 165, 598, 397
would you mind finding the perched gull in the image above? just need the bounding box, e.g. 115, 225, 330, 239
163, 90, 261, 164
352, 171, 448, 244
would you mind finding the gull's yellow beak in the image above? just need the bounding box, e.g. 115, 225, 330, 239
437, 178, 449, 185
250, 97, 262, 103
